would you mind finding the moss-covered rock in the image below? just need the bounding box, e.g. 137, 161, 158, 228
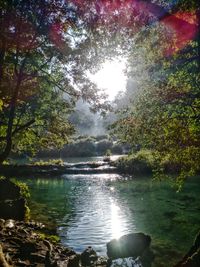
0, 178, 29, 221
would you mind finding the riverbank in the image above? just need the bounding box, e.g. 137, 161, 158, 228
0, 161, 117, 177
0, 152, 156, 177
0, 176, 199, 266
1, 218, 199, 267
0, 219, 107, 267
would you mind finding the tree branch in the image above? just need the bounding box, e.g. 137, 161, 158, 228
12, 119, 35, 135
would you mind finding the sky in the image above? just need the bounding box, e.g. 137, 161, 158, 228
89, 58, 127, 100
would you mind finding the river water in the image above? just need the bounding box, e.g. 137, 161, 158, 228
16, 160, 200, 266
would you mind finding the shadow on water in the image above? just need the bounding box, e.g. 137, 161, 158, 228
17, 174, 200, 266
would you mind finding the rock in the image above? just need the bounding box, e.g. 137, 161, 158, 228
81, 246, 98, 266
0, 199, 26, 220
0, 179, 27, 220
68, 254, 80, 267
5, 220, 15, 229
0, 179, 20, 201
110, 257, 143, 267
0, 219, 82, 267
0, 244, 12, 267
19, 241, 37, 259
106, 233, 151, 259
96, 256, 108, 266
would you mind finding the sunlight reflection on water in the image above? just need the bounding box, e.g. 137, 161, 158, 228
57, 173, 135, 254
111, 199, 123, 239
20, 174, 200, 259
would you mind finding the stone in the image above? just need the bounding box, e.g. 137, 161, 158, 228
110, 257, 143, 267
0, 219, 82, 267
0, 244, 11, 267
0, 179, 20, 201
5, 219, 15, 228
106, 233, 151, 259
96, 256, 108, 266
0, 179, 27, 220
68, 254, 80, 267
81, 246, 98, 266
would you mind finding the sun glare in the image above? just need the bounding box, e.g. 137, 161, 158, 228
111, 200, 123, 239
89, 59, 127, 100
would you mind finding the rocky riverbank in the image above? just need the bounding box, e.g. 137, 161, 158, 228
0, 177, 199, 266
0, 219, 108, 267
0, 220, 155, 267
1, 218, 199, 267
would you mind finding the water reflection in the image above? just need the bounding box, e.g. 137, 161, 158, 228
111, 200, 123, 239
18, 175, 200, 261
56, 174, 133, 253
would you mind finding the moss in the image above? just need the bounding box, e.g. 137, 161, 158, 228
38, 233, 60, 244
33, 159, 64, 166
12, 179, 30, 199
11, 179, 30, 221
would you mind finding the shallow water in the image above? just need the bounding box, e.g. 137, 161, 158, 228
17, 173, 200, 266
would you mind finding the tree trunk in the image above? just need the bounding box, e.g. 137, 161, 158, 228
0, 75, 22, 164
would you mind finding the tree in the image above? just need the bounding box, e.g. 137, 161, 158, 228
0, 0, 106, 162
111, 1, 200, 185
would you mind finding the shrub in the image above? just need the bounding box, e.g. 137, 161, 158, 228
114, 149, 155, 175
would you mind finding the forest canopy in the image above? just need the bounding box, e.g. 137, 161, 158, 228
0, 0, 200, 182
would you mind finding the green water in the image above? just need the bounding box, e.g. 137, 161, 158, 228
17, 173, 200, 267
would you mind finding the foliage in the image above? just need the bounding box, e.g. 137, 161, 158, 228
37, 135, 125, 157
114, 150, 156, 175
33, 159, 64, 166
11, 179, 30, 199
0, 0, 108, 163
10, 178, 31, 220
111, 1, 200, 184
38, 233, 60, 244
105, 149, 112, 157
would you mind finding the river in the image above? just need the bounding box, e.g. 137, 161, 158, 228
16, 158, 200, 266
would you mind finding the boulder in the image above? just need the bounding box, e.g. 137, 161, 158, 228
107, 233, 151, 259
81, 246, 98, 266
68, 254, 80, 267
0, 178, 20, 200
0, 198, 26, 220
0, 178, 27, 220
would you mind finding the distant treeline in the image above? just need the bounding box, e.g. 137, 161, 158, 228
37, 135, 130, 158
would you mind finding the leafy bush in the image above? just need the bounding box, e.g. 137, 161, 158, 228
33, 159, 64, 166
114, 149, 155, 175
12, 179, 30, 199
